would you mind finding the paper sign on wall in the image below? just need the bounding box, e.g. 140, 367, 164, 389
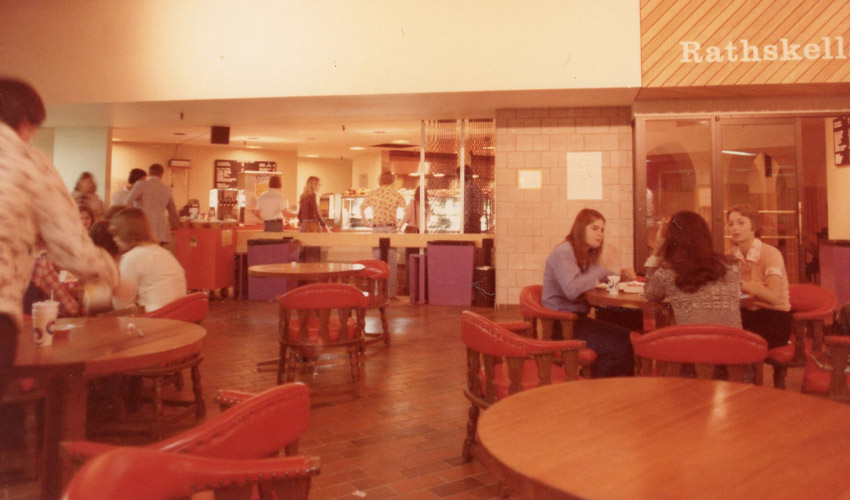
567, 152, 602, 200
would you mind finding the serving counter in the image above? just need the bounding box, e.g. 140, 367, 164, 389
235, 229, 488, 253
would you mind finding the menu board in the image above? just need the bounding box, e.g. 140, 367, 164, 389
834, 116, 850, 167
214, 160, 277, 188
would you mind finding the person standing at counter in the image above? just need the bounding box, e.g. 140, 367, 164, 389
111, 168, 147, 206
254, 175, 295, 232
360, 171, 406, 297
298, 176, 327, 261
125, 163, 180, 246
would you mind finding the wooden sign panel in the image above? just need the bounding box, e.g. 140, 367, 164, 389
641, 0, 850, 91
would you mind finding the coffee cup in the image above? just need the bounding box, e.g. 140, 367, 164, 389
607, 275, 621, 295
32, 300, 59, 346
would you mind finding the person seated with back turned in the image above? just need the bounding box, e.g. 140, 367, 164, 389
644, 211, 742, 326
542, 208, 638, 377
253, 175, 295, 232
726, 203, 792, 349
109, 207, 187, 313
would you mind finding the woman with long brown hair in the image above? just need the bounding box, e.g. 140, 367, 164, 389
542, 208, 637, 377
644, 210, 742, 326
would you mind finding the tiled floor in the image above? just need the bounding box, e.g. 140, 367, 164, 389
2, 296, 807, 500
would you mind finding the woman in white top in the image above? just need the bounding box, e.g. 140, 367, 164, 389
109, 207, 186, 313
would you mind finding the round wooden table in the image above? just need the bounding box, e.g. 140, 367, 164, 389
248, 262, 365, 284
13, 316, 206, 499
477, 378, 850, 500
583, 287, 671, 332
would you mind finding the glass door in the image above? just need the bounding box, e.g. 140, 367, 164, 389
718, 119, 801, 283
635, 116, 804, 282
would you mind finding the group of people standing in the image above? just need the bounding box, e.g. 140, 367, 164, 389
543, 205, 791, 378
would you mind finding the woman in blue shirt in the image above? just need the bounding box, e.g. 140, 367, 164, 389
542, 208, 638, 377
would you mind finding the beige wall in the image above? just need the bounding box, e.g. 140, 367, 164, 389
111, 143, 298, 211
494, 107, 634, 305
53, 127, 111, 199
296, 157, 354, 199
352, 152, 383, 190
1, 1, 640, 105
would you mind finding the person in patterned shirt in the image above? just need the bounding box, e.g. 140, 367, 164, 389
360, 171, 406, 297
0, 78, 119, 398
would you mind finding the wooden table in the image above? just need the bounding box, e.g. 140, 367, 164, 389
13, 316, 206, 499
248, 262, 365, 284
477, 378, 850, 500
583, 287, 671, 332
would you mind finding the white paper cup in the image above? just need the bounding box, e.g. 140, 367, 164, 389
32, 300, 59, 346
607, 275, 621, 295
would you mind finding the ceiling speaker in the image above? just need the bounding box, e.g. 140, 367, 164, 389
211, 126, 230, 145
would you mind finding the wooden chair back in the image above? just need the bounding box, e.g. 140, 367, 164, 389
631, 324, 768, 383
518, 284, 578, 340
62, 448, 319, 500
277, 283, 368, 383
460, 311, 583, 462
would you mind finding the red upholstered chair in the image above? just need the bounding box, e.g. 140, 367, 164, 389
461, 311, 584, 462
62, 383, 312, 486
123, 292, 210, 439
803, 336, 850, 403
278, 283, 369, 384
352, 259, 391, 346
61, 448, 318, 500
766, 284, 838, 389
518, 285, 598, 375
630, 324, 768, 384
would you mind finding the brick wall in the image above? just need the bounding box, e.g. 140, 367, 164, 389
494, 107, 635, 305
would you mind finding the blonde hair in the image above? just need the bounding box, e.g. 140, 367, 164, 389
301, 176, 320, 200
108, 207, 157, 249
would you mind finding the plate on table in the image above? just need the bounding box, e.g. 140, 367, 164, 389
595, 283, 609, 290
619, 281, 645, 294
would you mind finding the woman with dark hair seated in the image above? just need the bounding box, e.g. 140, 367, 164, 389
644, 211, 742, 326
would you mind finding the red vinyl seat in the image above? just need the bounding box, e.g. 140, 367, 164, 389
631, 324, 768, 383
143, 291, 209, 323
62, 383, 313, 488
803, 336, 850, 403
277, 283, 369, 384
518, 284, 598, 371
353, 259, 391, 346
461, 311, 583, 462
767, 284, 837, 389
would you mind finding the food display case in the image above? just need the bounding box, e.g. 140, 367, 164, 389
427, 189, 461, 233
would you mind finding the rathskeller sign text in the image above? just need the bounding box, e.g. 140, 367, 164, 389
681, 37, 848, 63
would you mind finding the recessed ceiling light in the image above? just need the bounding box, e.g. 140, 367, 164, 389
349, 146, 366, 151
306, 137, 317, 141
246, 145, 261, 149
391, 139, 410, 144
173, 132, 186, 136
482, 146, 495, 150
305, 154, 319, 158
374, 130, 386, 134
111, 138, 123, 142
433, 173, 445, 177
248, 137, 260, 140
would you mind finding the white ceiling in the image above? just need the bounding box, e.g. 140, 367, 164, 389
45, 88, 639, 159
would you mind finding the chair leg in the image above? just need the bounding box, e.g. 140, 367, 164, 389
348, 345, 361, 382
773, 365, 787, 389
151, 377, 163, 440
190, 365, 205, 419
277, 346, 287, 385
462, 404, 480, 463
379, 306, 390, 345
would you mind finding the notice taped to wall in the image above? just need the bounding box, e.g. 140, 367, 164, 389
567, 152, 602, 200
